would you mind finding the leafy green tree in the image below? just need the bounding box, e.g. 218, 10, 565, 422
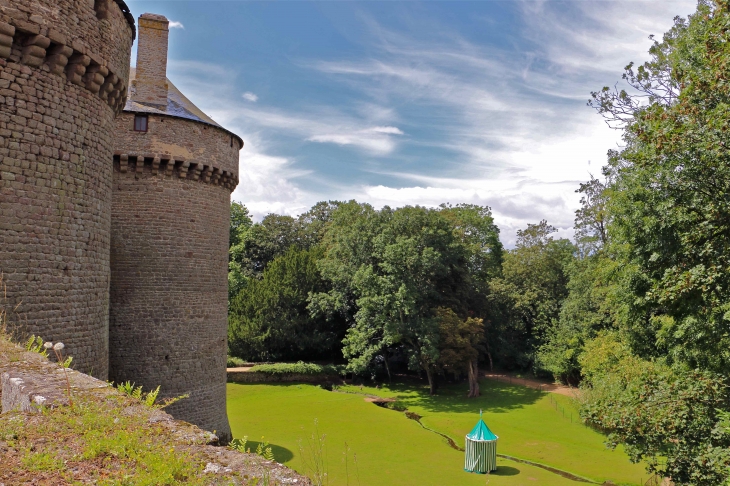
228, 246, 345, 361
579, 346, 730, 485
439, 203, 503, 283
230, 202, 253, 249
536, 253, 622, 383
298, 200, 343, 244
537, 176, 620, 382
230, 214, 302, 279
228, 202, 253, 300
229, 201, 342, 286
314, 203, 470, 394
489, 221, 575, 371
436, 307, 485, 398
439, 204, 504, 369
573, 2, 730, 482
573, 175, 611, 257
591, 0, 730, 374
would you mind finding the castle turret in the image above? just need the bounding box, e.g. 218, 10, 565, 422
109, 13, 241, 443
0, 0, 135, 378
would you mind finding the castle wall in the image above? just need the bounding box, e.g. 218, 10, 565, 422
110, 112, 239, 441
0, 0, 134, 378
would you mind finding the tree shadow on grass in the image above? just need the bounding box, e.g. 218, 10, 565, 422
229, 382, 331, 392
391, 379, 545, 415
230, 379, 546, 415
242, 441, 294, 464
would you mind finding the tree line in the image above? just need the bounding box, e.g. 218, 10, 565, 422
229, 1, 730, 482
228, 201, 501, 397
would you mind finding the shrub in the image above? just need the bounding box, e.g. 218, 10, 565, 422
385, 400, 408, 412
249, 362, 343, 376
227, 356, 247, 368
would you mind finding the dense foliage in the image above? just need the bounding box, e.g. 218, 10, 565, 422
228, 246, 346, 362
575, 1, 730, 482
228, 201, 503, 394
490, 221, 575, 371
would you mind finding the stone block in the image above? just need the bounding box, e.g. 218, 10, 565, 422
12, 20, 40, 35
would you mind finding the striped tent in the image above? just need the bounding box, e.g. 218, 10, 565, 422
464, 412, 498, 474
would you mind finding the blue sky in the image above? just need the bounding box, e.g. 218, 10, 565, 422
127, 0, 696, 246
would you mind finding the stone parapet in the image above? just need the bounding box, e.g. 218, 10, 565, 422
0, 0, 134, 78
114, 111, 241, 177
0, 18, 129, 115
114, 153, 239, 191
0, 337, 311, 484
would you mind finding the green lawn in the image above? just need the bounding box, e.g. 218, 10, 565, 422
227, 379, 647, 486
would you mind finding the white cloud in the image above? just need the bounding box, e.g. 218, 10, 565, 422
354, 183, 577, 247
370, 126, 403, 135
231, 136, 314, 218
307, 1, 696, 245
307, 129, 397, 154
163, 2, 697, 244
169, 20, 184, 29
242, 92, 258, 102
168, 61, 403, 156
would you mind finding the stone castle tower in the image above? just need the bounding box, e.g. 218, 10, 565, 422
0, 2, 241, 442
0, 0, 135, 376
109, 13, 241, 441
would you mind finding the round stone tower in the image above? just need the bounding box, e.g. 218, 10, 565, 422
0, 0, 135, 378
109, 13, 241, 442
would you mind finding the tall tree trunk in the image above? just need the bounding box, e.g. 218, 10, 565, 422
467, 360, 480, 398
425, 367, 436, 395
485, 341, 494, 372
382, 350, 392, 383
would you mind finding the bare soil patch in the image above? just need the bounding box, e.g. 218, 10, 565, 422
483, 372, 579, 397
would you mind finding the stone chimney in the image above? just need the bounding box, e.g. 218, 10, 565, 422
132, 13, 169, 107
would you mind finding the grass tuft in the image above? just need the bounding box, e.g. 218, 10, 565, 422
0, 392, 210, 485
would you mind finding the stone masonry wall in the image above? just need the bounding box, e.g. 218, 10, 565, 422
0, 1, 134, 378
110, 112, 240, 442
113, 113, 241, 177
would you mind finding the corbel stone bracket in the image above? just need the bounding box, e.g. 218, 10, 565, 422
0, 22, 14, 59
22, 34, 50, 67
66, 53, 91, 87
0, 19, 129, 115
47, 44, 74, 76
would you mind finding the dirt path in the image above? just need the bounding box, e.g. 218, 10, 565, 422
226, 366, 254, 372
483, 372, 579, 397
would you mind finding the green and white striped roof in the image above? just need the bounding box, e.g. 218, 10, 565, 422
466, 418, 498, 442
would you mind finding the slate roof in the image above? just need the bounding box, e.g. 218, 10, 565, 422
124, 68, 243, 146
